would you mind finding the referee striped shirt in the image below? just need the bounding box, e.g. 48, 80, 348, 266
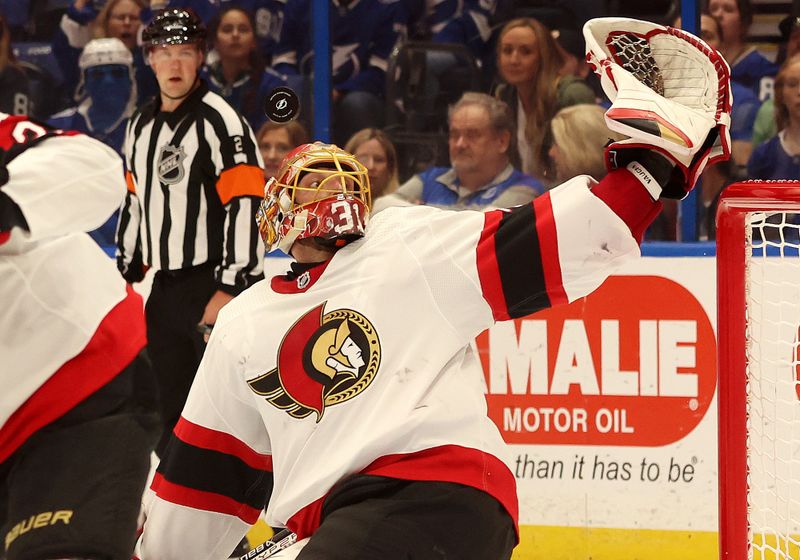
117, 82, 266, 294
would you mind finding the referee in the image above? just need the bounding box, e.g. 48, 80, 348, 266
116, 8, 265, 454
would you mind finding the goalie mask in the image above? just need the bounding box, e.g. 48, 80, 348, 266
256, 142, 371, 254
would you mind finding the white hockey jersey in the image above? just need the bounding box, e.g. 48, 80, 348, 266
0, 114, 145, 463
137, 168, 662, 560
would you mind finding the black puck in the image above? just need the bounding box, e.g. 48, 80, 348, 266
265, 87, 300, 123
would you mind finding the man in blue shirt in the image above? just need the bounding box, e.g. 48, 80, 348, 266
374, 92, 543, 211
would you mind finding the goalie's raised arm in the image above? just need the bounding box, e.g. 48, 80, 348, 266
463, 15, 732, 320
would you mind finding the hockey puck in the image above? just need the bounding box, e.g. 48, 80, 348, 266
264, 87, 300, 123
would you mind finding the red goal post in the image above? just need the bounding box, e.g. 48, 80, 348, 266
717, 181, 800, 560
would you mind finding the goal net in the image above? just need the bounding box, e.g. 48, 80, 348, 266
717, 181, 800, 559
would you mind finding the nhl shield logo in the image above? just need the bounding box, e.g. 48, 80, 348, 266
157, 145, 186, 185
247, 302, 381, 421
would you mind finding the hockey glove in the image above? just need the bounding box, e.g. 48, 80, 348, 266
583, 17, 732, 199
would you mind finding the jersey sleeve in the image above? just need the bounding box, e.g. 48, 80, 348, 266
137, 325, 273, 560
392, 167, 660, 337
2, 121, 125, 242
206, 106, 266, 294
116, 117, 145, 282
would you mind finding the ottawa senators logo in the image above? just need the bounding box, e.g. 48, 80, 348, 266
247, 302, 381, 421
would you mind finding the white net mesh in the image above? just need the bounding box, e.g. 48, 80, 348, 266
745, 211, 800, 559
606, 33, 664, 95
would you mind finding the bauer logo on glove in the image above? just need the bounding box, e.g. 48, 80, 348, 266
583, 17, 732, 198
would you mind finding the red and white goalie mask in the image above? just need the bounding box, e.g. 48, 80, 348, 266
256, 142, 371, 254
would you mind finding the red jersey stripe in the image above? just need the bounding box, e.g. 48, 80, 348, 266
286, 496, 326, 540
151, 472, 262, 524
173, 417, 273, 472
476, 210, 509, 321
0, 286, 145, 463
533, 193, 568, 307
591, 167, 662, 244
285, 445, 519, 542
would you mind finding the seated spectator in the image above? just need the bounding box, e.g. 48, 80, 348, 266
53, 0, 157, 105
218, 0, 285, 61
493, 17, 595, 184
373, 92, 543, 212
671, 11, 759, 239
401, 0, 496, 71
147, 0, 285, 61
202, 6, 287, 131
551, 26, 605, 105
549, 103, 673, 240
1, 0, 29, 39
0, 11, 31, 115
707, 0, 778, 101
345, 128, 399, 198
678, 12, 760, 177
752, 11, 800, 146
748, 55, 800, 181
49, 38, 134, 155
272, 0, 404, 145
256, 119, 310, 181
49, 38, 136, 246
548, 104, 623, 183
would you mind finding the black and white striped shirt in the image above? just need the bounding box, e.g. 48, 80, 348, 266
116, 82, 266, 294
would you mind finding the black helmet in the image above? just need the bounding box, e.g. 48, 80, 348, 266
142, 8, 206, 51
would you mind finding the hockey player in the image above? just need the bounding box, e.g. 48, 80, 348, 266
136, 18, 732, 560
0, 113, 159, 560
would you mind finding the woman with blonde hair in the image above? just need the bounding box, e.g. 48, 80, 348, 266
494, 17, 595, 184
548, 104, 623, 182
345, 128, 399, 198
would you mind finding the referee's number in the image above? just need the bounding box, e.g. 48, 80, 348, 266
233, 135, 244, 153
331, 201, 361, 234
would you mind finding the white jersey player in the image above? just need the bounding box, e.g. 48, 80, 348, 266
138, 143, 671, 560
0, 113, 159, 560
137, 17, 733, 560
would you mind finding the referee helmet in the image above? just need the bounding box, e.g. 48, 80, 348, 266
142, 8, 207, 52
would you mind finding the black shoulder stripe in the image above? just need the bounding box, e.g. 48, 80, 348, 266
157, 436, 272, 512
495, 203, 551, 318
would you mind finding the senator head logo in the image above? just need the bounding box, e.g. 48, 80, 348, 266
247, 303, 381, 421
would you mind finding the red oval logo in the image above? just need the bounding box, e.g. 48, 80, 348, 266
477, 275, 716, 446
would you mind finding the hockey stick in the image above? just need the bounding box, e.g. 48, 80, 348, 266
240, 529, 298, 560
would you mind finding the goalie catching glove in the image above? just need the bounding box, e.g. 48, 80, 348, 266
583, 17, 732, 199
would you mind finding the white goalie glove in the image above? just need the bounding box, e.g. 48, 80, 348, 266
583, 17, 732, 199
